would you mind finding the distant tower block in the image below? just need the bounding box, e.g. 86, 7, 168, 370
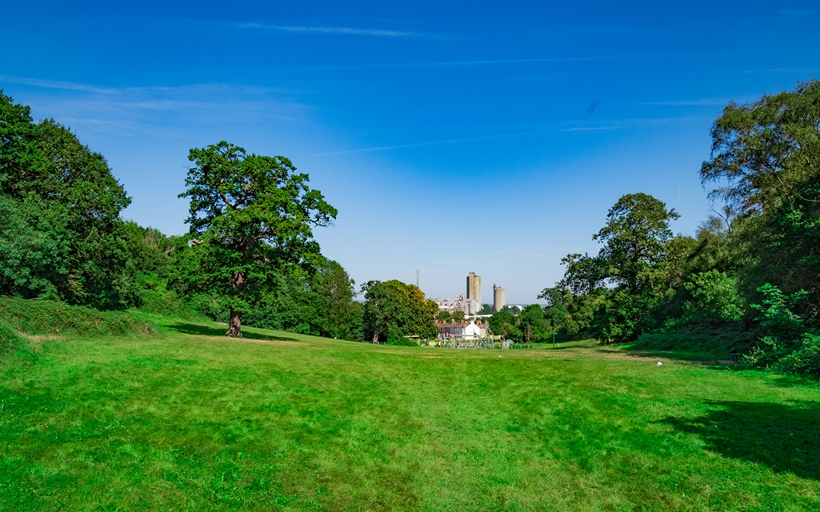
466, 272, 481, 305
493, 284, 506, 312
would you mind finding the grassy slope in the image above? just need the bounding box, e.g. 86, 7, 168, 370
0, 318, 818, 511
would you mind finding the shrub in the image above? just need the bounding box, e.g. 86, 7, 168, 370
775, 334, 820, 377
683, 270, 744, 322
388, 331, 418, 346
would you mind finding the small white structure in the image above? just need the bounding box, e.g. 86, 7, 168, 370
435, 320, 489, 340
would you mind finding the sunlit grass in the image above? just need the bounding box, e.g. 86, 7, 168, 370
1, 317, 818, 510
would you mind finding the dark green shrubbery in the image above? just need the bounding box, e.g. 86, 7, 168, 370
633, 326, 750, 355
775, 334, 820, 377
743, 284, 820, 376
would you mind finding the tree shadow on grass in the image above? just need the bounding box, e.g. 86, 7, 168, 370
167, 322, 298, 342
761, 374, 820, 389
660, 401, 820, 480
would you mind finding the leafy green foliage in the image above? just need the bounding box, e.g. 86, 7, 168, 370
539, 284, 603, 340
518, 304, 550, 342
542, 193, 680, 344
775, 333, 820, 377
683, 270, 744, 322
361, 280, 436, 342
750, 283, 807, 338
239, 260, 362, 340
0, 90, 43, 195
0, 92, 135, 310
488, 309, 523, 340
743, 284, 816, 372
0, 194, 71, 299
701, 79, 820, 318
436, 310, 452, 322
179, 141, 337, 337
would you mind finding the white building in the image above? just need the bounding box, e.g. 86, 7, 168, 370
435, 320, 489, 340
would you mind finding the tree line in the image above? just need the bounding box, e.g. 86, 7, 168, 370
539, 80, 820, 377
3, 80, 820, 377
0, 91, 434, 342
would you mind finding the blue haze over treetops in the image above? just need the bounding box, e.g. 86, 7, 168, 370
2, 0, 818, 303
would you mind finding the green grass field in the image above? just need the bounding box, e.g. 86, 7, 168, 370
1, 317, 819, 511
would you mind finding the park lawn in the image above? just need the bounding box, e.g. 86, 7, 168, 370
0, 319, 819, 511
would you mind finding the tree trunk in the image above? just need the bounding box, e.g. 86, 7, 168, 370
372, 328, 380, 343
226, 271, 246, 338
226, 309, 243, 338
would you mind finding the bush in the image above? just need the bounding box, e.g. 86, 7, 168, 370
388, 331, 418, 346
683, 270, 744, 322
135, 273, 202, 320
0, 297, 156, 338
775, 334, 820, 377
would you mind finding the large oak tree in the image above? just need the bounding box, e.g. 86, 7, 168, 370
179, 141, 337, 337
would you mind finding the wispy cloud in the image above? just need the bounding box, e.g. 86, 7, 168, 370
254, 51, 782, 73
316, 133, 516, 156
561, 126, 622, 133
779, 9, 815, 15
738, 67, 820, 75
639, 98, 733, 106
0, 75, 118, 94
3, 76, 314, 139
317, 116, 705, 155
235, 23, 414, 37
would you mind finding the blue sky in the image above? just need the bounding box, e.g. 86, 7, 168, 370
2, 1, 819, 303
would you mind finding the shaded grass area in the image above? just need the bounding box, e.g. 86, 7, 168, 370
661, 400, 820, 480
166, 322, 298, 342
631, 326, 751, 357
0, 319, 819, 510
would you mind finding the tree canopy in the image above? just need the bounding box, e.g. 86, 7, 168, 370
361, 280, 437, 343
179, 141, 337, 337
0, 91, 135, 309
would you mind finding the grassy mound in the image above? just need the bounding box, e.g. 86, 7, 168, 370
0, 320, 24, 354
0, 297, 157, 338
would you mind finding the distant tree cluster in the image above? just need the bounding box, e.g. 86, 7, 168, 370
486, 305, 552, 342
361, 280, 437, 344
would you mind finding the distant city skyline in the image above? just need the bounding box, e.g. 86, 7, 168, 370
3, 1, 818, 303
